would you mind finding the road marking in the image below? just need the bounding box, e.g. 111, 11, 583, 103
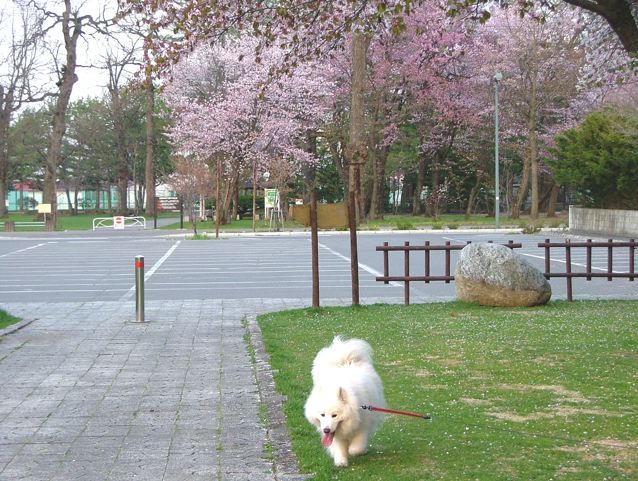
0, 243, 48, 258
442, 236, 626, 273
318, 242, 402, 288
120, 240, 181, 300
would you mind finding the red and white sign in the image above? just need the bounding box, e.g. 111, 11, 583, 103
113, 216, 125, 229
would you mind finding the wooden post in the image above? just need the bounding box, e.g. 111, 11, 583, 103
565, 240, 573, 301
310, 190, 319, 308
348, 190, 360, 306
404, 241, 410, 305
382, 242, 389, 284
252, 159, 257, 233
630, 239, 635, 282
586, 239, 592, 281
607, 239, 613, 281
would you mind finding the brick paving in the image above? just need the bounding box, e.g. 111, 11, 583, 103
0, 298, 360, 481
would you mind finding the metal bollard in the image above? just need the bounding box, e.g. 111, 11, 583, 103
135, 255, 145, 322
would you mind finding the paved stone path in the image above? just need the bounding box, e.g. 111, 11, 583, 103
1, 298, 372, 481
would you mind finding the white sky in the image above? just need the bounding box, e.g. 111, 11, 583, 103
1, 0, 139, 103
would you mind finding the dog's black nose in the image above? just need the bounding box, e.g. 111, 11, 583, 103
323, 428, 331, 434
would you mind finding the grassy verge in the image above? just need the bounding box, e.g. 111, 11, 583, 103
362, 213, 567, 231
0, 310, 20, 330
258, 301, 637, 481
163, 213, 567, 233
160, 217, 305, 231
1, 213, 175, 231
1, 212, 567, 232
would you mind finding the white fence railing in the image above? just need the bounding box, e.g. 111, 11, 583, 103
93, 216, 147, 230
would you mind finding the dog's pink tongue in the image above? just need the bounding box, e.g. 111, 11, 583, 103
321, 432, 334, 448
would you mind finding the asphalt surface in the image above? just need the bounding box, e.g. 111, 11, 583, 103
0, 228, 637, 303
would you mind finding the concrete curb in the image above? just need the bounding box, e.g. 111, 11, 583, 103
247, 315, 308, 481
0, 317, 37, 337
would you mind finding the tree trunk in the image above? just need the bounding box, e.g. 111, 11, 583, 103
73, 185, 79, 214
144, 62, 155, 216
466, 174, 483, 218
231, 177, 239, 220
106, 182, 113, 212
0, 98, 10, 218
426, 167, 440, 218
44, 0, 80, 213
345, 30, 369, 223
344, 30, 369, 306
528, 79, 539, 220
512, 157, 530, 219
564, 0, 638, 54
546, 183, 560, 217
111, 89, 129, 214
413, 154, 426, 216
369, 148, 388, 220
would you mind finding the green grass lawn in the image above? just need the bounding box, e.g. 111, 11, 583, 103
164, 213, 567, 233
0, 310, 20, 330
363, 213, 567, 231
0, 213, 175, 231
161, 217, 306, 231
258, 301, 637, 481
1, 212, 567, 232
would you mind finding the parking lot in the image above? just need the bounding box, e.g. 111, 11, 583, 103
0, 230, 636, 304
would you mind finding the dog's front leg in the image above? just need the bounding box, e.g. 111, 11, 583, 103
329, 438, 349, 467
348, 431, 369, 456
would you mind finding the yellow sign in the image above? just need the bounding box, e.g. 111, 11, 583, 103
290, 202, 348, 229
37, 203, 52, 214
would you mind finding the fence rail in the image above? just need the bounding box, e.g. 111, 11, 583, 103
538, 238, 636, 301
92, 216, 146, 230
376, 240, 522, 305
376, 238, 636, 304
1, 220, 49, 232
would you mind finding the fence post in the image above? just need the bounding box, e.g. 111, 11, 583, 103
585, 239, 592, 281
310, 190, 319, 308
135, 255, 145, 322
630, 239, 635, 282
383, 242, 389, 284
565, 240, 573, 301
404, 241, 410, 305
607, 239, 613, 282
444, 241, 451, 283
424, 241, 430, 284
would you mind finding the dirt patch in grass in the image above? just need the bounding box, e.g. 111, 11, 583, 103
558, 439, 637, 476
488, 406, 622, 423
459, 397, 491, 407
498, 383, 589, 403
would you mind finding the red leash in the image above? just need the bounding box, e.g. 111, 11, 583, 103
362, 405, 431, 420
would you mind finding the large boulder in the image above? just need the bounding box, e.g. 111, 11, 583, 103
455, 242, 551, 307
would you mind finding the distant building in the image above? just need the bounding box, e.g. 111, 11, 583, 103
5, 181, 179, 212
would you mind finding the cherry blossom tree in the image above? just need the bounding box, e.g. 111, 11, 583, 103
166, 155, 213, 234
473, 6, 587, 219
162, 38, 333, 223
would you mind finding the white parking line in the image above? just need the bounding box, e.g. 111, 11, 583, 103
0, 243, 48, 258
318, 242, 402, 288
120, 240, 181, 300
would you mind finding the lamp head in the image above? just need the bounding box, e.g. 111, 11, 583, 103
494, 72, 503, 82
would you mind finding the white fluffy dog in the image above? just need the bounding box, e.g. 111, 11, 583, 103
304, 336, 385, 467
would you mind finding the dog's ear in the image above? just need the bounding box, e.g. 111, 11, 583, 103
338, 387, 350, 403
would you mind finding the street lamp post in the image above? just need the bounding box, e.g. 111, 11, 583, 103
494, 71, 502, 229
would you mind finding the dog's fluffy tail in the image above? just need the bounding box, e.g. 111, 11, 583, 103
312, 336, 374, 374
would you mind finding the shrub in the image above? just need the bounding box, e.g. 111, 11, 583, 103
396, 220, 414, 230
